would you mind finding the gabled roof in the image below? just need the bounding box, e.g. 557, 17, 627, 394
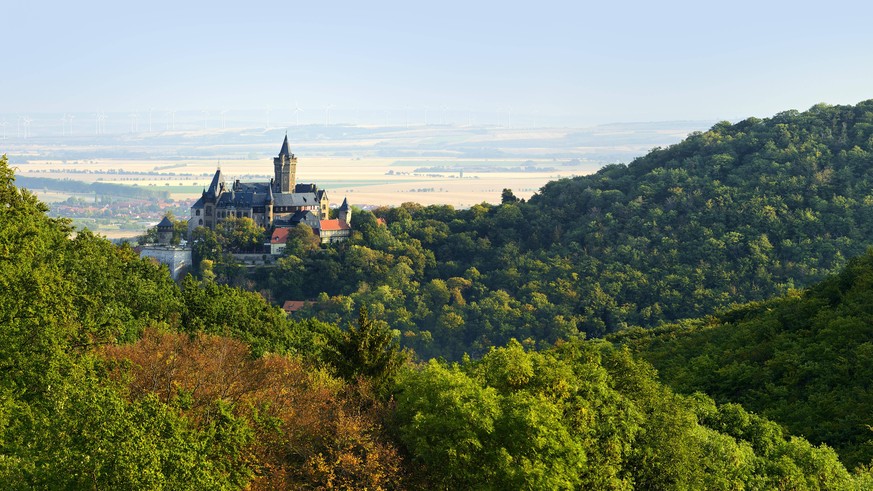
319, 219, 351, 231
273, 210, 320, 229
271, 227, 290, 244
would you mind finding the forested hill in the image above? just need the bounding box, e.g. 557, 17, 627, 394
612, 249, 873, 469
7, 152, 872, 488
252, 100, 873, 358
525, 100, 873, 328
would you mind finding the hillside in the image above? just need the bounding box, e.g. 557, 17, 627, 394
4, 150, 872, 488
612, 249, 873, 469
238, 100, 873, 359
527, 101, 873, 328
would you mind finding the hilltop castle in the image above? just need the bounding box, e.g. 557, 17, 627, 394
189, 136, 352, 246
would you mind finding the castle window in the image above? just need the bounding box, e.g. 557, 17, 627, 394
196, 209, 201, 216
198, 219, 203, 225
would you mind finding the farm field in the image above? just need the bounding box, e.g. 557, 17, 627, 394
18, 156, 591, 207
4, 121, 710, 234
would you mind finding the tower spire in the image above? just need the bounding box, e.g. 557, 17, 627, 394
279, 133, 290, 157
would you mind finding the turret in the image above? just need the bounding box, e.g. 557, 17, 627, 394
156, 216, 174, 245
338, 197, 351, 224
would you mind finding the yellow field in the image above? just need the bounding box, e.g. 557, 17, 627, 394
19, 157, 592, 207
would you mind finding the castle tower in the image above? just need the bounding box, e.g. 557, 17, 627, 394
338, 197, 351, 224
273, 134, 297, 193
156, 216, 174, 245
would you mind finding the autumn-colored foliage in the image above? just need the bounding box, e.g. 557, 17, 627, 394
101, 329, 406, 490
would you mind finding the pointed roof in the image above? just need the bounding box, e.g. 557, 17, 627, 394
279, 134, 291, 157
206, 168, 223, 198
157, 216, 174, 229
266, 183, 274, 203
338, 197, 350, 210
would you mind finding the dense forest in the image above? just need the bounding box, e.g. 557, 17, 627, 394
612, 249, 873, 470
202, 100, 873, 360
7, 115, 873, 489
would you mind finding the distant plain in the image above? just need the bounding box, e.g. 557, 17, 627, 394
1, 119, 715, 233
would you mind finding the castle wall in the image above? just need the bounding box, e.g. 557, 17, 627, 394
140, 246, 192, 280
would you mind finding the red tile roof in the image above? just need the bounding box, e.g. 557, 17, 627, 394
282, 300, 310, 313
319, 219, 351, 231
271, 227, 290, 244
376, 218, 387, 226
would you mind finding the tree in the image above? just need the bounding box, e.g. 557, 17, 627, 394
216, 216, 264, 252
282, 223, 321, 257
501, 188, 519, 204
190, 225, 222, 265
323, 307, 406, 386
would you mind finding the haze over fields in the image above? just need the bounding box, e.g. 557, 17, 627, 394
3, 120, 712, 230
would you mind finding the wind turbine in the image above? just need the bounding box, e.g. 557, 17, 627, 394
0, 120, 8, 140
324, 104, 334, 125
220, 109, 228, 129
129, 112, 139, 133
68, 114, 75, 135
22, 117, 32, 139
293, 101, 304, 127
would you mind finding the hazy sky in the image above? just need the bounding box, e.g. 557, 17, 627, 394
3, 0, 872, 126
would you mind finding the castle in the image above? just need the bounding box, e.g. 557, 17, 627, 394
189, 136, 352, 247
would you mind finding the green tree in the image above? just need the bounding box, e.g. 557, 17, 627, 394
501, 188, 519, 204
282, 222, 321, 257
216, 216, 264, 252
190, 225, 222, 265
323, 307, 406, 386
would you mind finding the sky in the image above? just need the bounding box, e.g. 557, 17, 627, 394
2, 0, 872, 126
